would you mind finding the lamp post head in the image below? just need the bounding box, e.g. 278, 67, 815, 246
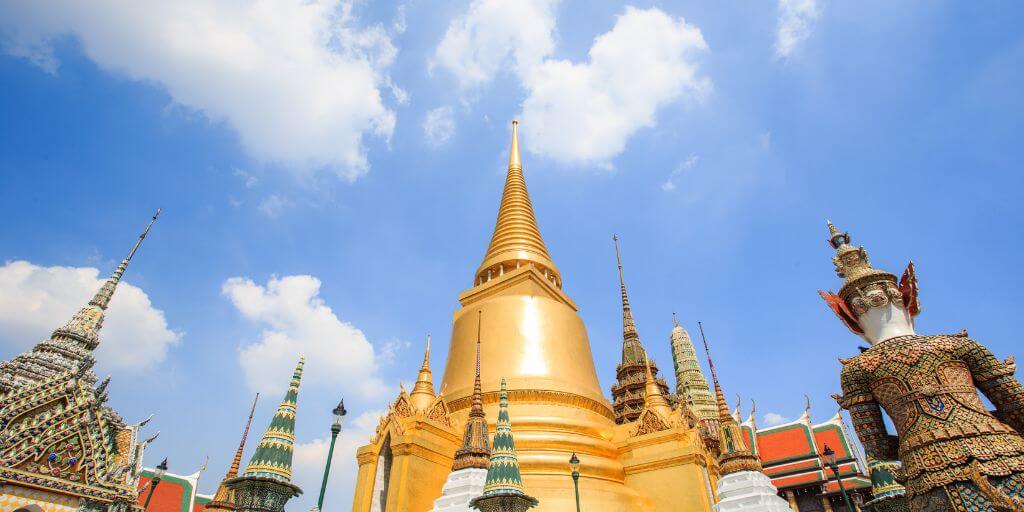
569, 452, 580, 474
155, 458, 169, 481
332, 398, 347, 428
821, 444, 837, 467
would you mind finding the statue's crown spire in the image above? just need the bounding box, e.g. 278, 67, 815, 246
826, 221, 894, 292
475, 121, 560, 288
90, 209, 161, 310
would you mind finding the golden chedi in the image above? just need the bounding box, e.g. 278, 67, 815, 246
351, 121, 717, 512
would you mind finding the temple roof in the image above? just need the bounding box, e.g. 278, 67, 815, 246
136, 467, 210, 512
475, 121, 560, 287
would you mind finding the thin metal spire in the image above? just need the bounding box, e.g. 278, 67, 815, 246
89, 209, 161, 310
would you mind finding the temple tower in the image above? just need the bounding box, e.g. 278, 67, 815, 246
0, 210, 160, 391
669, 314, 719, 449
437, 121, 649, 510
469, 378, 538, 512
227, 358, 304, 512
206, 393, 260, 512
430, 320, 491, 512
609, 235, 675, 424
700, 326, 790, 512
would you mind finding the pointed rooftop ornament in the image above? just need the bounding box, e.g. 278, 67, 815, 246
410, 334, 437, 411
470, 378, 538, 512
90, 209, 161, 310
643, 354, 672, 417
613, 234, 644, 362
208, 393, 260, 511
243, 358, 304, 483
475, 121, 559, 288
0, 210, 161, 391
699, 322, 763, 475
453, 311, 491, 471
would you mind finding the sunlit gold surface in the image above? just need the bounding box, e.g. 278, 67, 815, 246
438, 122, 648, 511
351, 121, 714, 511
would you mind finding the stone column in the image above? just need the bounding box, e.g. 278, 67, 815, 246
785, 490, 799, 511
820, 494, 834, 512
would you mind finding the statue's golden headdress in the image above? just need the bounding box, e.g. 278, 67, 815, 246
819, 221, 919, 334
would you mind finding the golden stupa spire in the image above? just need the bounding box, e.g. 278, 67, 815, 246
643, 354, 672, 417
207, 393, 260, 510
409, 335, 436, 411
475, 121, 560, 287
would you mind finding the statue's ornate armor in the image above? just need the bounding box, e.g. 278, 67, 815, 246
838, 333, 1024, 511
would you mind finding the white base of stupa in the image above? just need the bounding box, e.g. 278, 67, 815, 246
713, 471, 793, 512
429, 467, 487, 512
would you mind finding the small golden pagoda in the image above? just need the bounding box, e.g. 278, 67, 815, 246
351, 121, 717, 512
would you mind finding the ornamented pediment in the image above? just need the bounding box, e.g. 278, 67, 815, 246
0, 370, 142, 505
425, 397, 452, 427
633, 409, 672, 437
631, 406, 693, 438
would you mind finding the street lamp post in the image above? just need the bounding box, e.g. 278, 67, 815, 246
143, 458, 168, 510
821, 444, 854, 511
316, 399, 347, 511
569, 452, 581, 512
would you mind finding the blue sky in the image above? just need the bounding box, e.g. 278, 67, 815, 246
1, 0, 1022, 508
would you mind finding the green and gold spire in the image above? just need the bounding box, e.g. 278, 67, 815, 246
243, 357, 304, 483
470, 378, 538, 511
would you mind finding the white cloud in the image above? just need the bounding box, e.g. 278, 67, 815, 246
234, 168, 259, 188
432, 4, 710, 166
520, 7, 711, 166
763, 412, 790, 426
775, 0, 820, 59
291, 410, 385, 510
258, 194, 292, 218
661, 154, 699, 192
222, 275, 384, 399
0, 260, 180, 372
0, 0, 398, 179
432, 0, 558, 90
423, 106, 456, 147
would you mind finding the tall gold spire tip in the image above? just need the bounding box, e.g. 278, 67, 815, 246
509, 120, 522, 170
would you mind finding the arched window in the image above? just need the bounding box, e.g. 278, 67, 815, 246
369, 433, 393, 512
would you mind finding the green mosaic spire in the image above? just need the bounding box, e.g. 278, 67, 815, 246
482, 378, 527, 495
243, 357, 304, 482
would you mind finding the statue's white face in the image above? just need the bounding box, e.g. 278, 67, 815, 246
856, 302, 915, 345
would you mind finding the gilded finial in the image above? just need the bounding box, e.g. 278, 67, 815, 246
422, 335, 431, 370
410, 334, 436, 410
476, 120, 559, 286
509, 120, 522, 170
